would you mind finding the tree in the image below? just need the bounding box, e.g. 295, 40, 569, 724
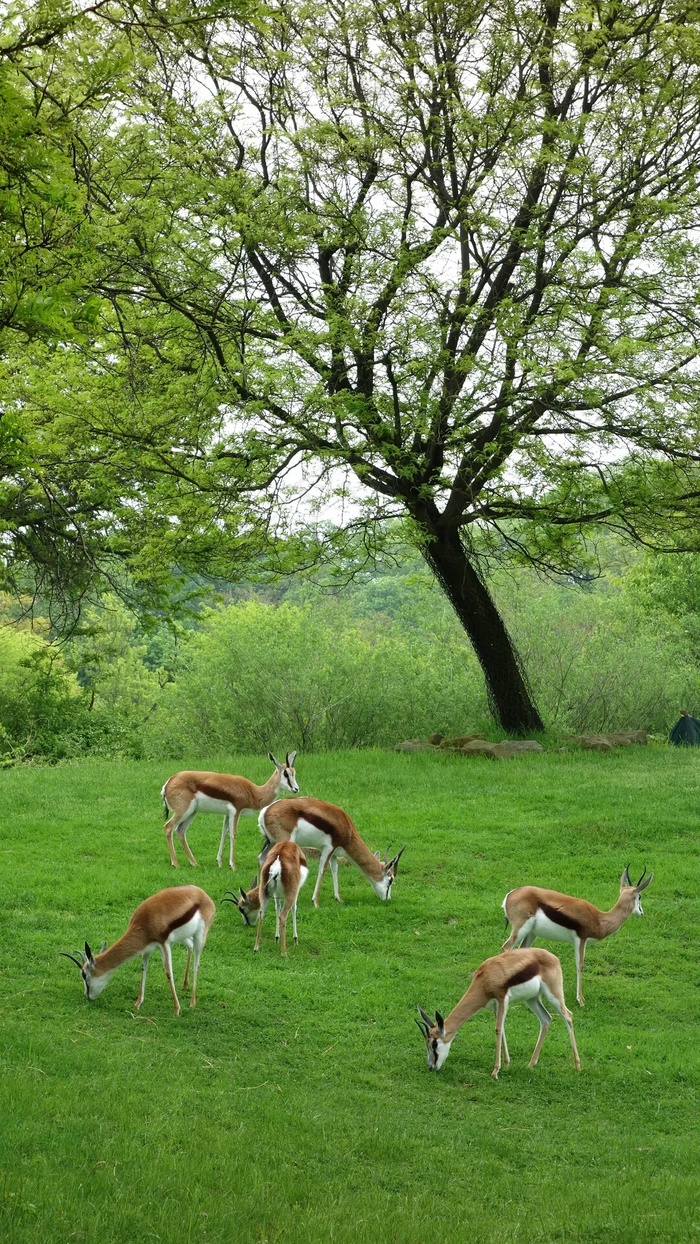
0, 1, 132, 626
12, 0, 700, 729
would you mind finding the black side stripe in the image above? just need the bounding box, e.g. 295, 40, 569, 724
164, 904, 199, 938
505, 961, 539, 989
298, 809, 340, 839
540, 900, 582, 934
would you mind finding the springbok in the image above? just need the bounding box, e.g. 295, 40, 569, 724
258, 796, 405, 907
416, 947, 580, 1079
223, 840, 309, 955
501, 866, 654, 1005
162, 751, 298, 870
61, 885, 216, 1016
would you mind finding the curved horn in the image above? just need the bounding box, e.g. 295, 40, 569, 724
636, 866, 647, 887
60, 952, 84, 969
637, 869, 654, 891
221, 891, 238, 904
415, 1017, 430, 1036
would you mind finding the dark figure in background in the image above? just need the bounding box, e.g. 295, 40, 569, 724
670, 711, 700, 746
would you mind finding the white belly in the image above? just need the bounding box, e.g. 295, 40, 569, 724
290, 818, 334, 852
507, 975, 542, 1003
167, 911, 204, 946
195, 794, 234, 814
531, 912, 578, 944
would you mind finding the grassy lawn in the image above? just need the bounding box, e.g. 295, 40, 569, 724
1, 747, 699, 1243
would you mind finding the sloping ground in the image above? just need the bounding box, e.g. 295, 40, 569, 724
0, 748, 698, 1243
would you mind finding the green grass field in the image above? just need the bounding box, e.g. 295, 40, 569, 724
1, 748, 699, 1243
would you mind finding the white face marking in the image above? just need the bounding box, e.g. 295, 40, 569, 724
633, 892, 644, 916
83, 968, 111, 1000
282, 768, 299, 793
427, 1035, 451, 1070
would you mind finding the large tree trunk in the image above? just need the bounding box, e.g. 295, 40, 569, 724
422, 528, 544, 734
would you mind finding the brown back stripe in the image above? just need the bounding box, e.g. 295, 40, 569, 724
164, 904, 199, 939
505, 961, 539, 989
540, 900, 582, 935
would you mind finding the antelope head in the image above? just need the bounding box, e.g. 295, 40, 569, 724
371, 845, 407, 900
222, 880, 260, 926
61, 941, 108, 1000
415, 1006, 451, 1070
269, 751, 299, 794
619, 865, 654, 915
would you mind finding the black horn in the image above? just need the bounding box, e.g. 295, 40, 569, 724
60, 952, 84, 969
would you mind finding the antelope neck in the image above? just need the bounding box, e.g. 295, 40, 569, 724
597, 896, 635, 938
444, 989, 485, 1040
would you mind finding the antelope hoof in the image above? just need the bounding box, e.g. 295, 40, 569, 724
577, 997, 585, 1007
491, 1069, 500, 1080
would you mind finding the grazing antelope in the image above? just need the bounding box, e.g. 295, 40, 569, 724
162, 751, 298, 870
61, 885, 216, 1016
258, 796, 405, 907
501, 866, 654, 1006
416, 948, 580, 1080
222, 840, 309, 955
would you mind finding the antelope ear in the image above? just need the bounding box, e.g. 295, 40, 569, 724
417, 1005, 433, 1027
286, 751, 297, 767
84, 942, 95, 966
637, 871, 654, 892
620, 865, 632, 887
240, 888, 247, 900
435, 1011, 445, 1036
99, 942, 107, 954
388, 846, 406, 872
268, 752, 282, 770
374, 850, 381, 860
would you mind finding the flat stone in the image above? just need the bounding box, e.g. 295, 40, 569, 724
393, 740, 438, 752
496, 740, 544, 755
581, 737, 614, 752
459, 740, 501, 759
